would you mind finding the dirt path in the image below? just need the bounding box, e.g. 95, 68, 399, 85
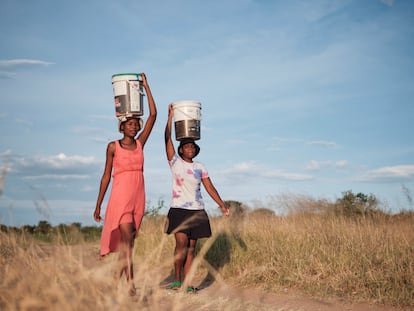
195, 282, 404, 311
132, 279, 410, 311
139, 262, 410, 311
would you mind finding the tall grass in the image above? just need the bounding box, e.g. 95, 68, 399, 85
0, 225, 281, 310
1, 195, 413, 310
218, 211, 414, 306
130, 202, 414, 307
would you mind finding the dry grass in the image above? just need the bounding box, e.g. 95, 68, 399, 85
0, 220, 284, 311
1, 195, 413, 310
224, 211, 414, 306
199, 194, 413, 307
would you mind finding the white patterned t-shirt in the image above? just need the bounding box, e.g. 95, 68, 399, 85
168, 154, 209, 210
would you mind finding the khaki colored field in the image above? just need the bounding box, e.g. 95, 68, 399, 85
1, 197, 413, 310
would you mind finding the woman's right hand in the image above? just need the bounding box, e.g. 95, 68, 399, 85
94, 207, 102, 222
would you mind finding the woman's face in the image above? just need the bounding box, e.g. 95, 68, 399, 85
181, 143, 196, 158
122, 118, 140, 135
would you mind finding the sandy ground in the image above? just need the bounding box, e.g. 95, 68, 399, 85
196, 283, 407, 311
156, 273, 411, 311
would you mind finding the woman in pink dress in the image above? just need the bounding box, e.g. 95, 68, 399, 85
93, 73, 157, 296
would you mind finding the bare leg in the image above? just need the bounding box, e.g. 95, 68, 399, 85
119, 222, 136, 295
117, 249, 126, 279
183, 239, 197, 286
173, 232, 188, 285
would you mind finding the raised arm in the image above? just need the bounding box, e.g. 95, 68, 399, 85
165, 104, 175, 161
137, 73, 157, 147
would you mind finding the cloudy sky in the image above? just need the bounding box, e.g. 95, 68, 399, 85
1, 0, 413, 227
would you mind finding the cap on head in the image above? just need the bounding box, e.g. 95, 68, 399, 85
118, 116, 143, 133
178, 138, 200, 158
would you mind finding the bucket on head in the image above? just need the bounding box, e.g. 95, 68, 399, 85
172, 100, 201, 141
112, 73, 144, 118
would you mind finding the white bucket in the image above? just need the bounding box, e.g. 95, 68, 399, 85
172, 100, 201, 141
112, 73, 144, 118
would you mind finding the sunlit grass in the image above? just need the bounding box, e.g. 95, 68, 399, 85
1, 194, 413, 310
220, 211, 414, 306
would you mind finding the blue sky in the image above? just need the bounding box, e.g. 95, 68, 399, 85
1, 0, 413, 227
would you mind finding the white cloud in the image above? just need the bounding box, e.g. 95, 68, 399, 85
269, 138, 340, 152
358, 165, 414, 182
306, 141, 338, 148
0, 59, 54, 67
336, 160, 348, 168
0, 59, 55, 78
1, 152, 100, 176
22, 153, 96, 170
0, 150, 13, 158
262, 170, 313, 181
306, 160, 348, 171
223, 161, 313, 181
22, 174, 90, 181
381, 0, 395, 7
306, 160, 323, 171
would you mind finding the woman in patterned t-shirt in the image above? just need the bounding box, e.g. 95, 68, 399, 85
164, 104, 230, 292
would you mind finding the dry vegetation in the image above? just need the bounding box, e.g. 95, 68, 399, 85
1, 194, 413, 310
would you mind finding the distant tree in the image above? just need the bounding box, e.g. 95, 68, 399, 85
145, 198, 166, 217
249, 207, 276, 218
0, 224, 9, 233
71, 222, 82, 230
56, 223, 68, 234
81, 226, 102, 241
55, 223, 81, 235
224, 200, 248, 218
335, 190, 379, 217
21, 225, 35, 234
35, 220, 52, 235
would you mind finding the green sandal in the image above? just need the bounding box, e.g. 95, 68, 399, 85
168, 281, 182, 290
185, 286, 198, 293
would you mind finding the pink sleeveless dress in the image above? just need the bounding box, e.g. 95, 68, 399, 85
100, 140, 145, 257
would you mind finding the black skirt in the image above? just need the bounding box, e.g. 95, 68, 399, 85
165, 208, 212, 239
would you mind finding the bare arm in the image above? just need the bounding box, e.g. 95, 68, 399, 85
94, 142, 115, 222
202, 177, 230, 216
165, 103, 175, 161
137, 73, 157, 147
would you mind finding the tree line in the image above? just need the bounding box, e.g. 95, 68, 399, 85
1, 191, 413, 243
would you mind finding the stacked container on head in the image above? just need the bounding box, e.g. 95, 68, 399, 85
172, 100, 202, 141
112, 73, 144, 119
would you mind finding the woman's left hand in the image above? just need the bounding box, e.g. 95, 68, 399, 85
141, 72, 147, 86
221, 205, 230, 217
